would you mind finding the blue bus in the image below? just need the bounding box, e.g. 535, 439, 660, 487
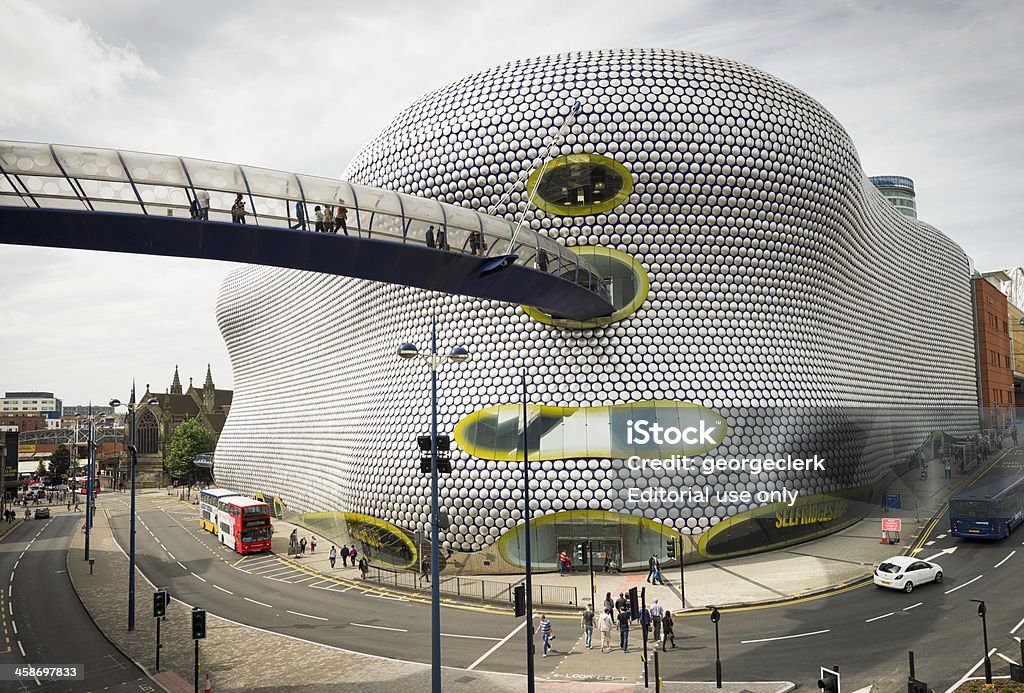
949, 472, 1024, 539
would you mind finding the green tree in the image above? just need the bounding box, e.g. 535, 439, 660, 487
164, 418, 217, 483
49, 444, 72, 482
34, 461, 47, 478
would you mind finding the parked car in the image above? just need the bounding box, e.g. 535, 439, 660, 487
873, 555, 942, 592
33, 507, 50, 520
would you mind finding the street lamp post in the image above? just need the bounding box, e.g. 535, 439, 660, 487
110, 385, 158, 632
970, 599, 993, 685
398, 317, 470, 693
521, 370, 536, 693
708, 606, 722, 689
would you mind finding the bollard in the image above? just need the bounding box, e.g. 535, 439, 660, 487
89, 558, 95, 575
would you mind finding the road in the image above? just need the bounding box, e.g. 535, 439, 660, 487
104, 454, 1024, 691
0, 513, 155, 693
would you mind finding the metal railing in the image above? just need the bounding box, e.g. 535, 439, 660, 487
0, 140, 611, 303
363, 566, 579, 608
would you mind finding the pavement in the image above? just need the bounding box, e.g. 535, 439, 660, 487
60, 447, 1007, 692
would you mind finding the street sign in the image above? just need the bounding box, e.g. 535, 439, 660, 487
885, 492, 902, 510
882, 518, 902, 532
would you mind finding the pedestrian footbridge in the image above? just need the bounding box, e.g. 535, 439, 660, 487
0, 141, 615, 321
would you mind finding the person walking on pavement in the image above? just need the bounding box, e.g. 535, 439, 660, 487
646, 553, 657, 583
349, 546, 358, 565
329, 545, 337, 569
649, 600, 664, 642
310, 536, 317, 554
581, 603, 595, 649
617, 606, 630, 652
558, 550, 569, 576
299, 537, 307, 555
598, 608, 615, 653
420, 557, 430, 584
661, 610, 676, 650
614, 592, 627, 615
639, 602, 652, 642
341, 544, 349, 567
536, 614, 554, 657
358, 556, 369, 579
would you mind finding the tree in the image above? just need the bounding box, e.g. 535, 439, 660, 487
49, 444, 72, 482
164, 418, 217, 483
34, 461, 47, 478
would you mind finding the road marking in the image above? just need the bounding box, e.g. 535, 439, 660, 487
176, 561, 188, 570
943, 647, 999, 693
468, 620, 529, 670
441, 633, 502, 641
232, 556, 249, 567
370, 594, 408, 602
925, 541, 935, 546
945, 574, 983, 594
244, 597, 272, 608
288, 610, 328, 621
190, 573, 207, 583
11, 621, 16, 635
865, 612, 894, 623
350, 622, 407, 632
18, 552, 24, 560
166, 551, 175, 560
936, 533, 947, 539
903, 602, 922, 611
213, 585, 233, 595
1010, 615, 1024, 634
17, 640, 25, 657
996, 652, 1016, 665
740, 629, 830, 644
922, 546, 957, 562
7, 585, 11, 597
290, 576, 318, 584
11, 561, 16, 571
994, 550, 1016, 568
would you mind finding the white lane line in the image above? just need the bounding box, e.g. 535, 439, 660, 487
17, 640, 25, 657
1010, 615, 1024, 635
167, 551, 176, 560
994, 550, 1016, 568
937, 533, 947, 539
865, 612, 895, 623
310, 584, 336, 591
191, 573, 207, 583
309, 580, 331, 588
11, 561, 17, 571
741, 629, 830, 644
925, 541, 935, 546
903, 602, 923, 611
7, 585, 11, 597
258, 568, 296, 578
441, 633, 502, 641
213, 585, 233, 595
11, 621, 16, 635
176, 561, 188, 570
288, 610, 328, 621
997, 652, 1016, 665
945, 574, 983, 594
8, 572, 13, 582
244, 597, 273, 608
349, 622, 407, 632
370, 594, 408, 602
468, 619, 529, 671
291, 576, 317, 584
18, 552, 24, 560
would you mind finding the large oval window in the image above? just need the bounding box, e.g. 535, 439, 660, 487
523, 246, 649, 329
526, 154, 633, 216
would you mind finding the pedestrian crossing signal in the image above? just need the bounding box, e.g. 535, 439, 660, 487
513, 585, 526, 617
191, 608, 207, 640
666, 537, 676, 559
153, 590, 168, 618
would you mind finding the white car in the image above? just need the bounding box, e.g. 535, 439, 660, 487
873, 555, 943, 592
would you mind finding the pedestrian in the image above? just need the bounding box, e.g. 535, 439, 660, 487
944, 459, 952, 479
536, 613, 554, 657
196, 189, 210, 221
1013, 426, 1019, 446
649, 599, 664, 642
468, 228, 484, 255
662, 610, 676, 650
581, 603, 595, 649
603, 591, 615, 614
614, 592, 627, 618
329, 545, 337, 569
598, 608, 614, 653
189, 196, 199, 219
341, 544, 349, 567
310, 536, 317, 554
231, 194, 247, 224
425, 225, 436, 248
358, 556, 369, 579
617, 605, 630, 652
558, 550, 569, 577
420, 557, 430, 583
334, 204, 348, 235
291, 200, 307, 230
349, 545, 357, 564
639, 602, 652, 641
299, 537, 307, 555
314, 205, 325, 232
646, 553, 656, 583
436, 226, 448, 251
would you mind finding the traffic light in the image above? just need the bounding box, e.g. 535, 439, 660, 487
907, 677, 933, 693
666, 536, 676, 559
153, 590, 168, 618
627, 586, 639, 617
418, 435, 452, 474
578, 542, 590, 564
818, 667, 840, 693
513, 584, 526, 617
191, 608, 207, 640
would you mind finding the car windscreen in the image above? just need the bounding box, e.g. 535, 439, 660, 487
877, 562, 902, 574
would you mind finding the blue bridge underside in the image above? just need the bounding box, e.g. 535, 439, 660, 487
0, 208, 614, 321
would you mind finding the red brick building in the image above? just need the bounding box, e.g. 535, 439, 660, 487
975, 277, 1014, 426
0, 413, 47, 432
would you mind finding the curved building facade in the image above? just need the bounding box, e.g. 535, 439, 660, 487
215, 49, 976, 571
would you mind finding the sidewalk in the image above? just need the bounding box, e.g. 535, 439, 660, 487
279, 453, 984, 615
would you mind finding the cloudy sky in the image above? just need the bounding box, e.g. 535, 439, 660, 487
1, 0, 1022, 405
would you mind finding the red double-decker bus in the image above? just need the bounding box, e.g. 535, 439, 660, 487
215, 496, 272, 554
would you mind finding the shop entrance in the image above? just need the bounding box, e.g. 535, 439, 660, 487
556, 537, 622, 572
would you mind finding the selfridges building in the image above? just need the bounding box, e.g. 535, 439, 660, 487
215, 49, 977, 573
